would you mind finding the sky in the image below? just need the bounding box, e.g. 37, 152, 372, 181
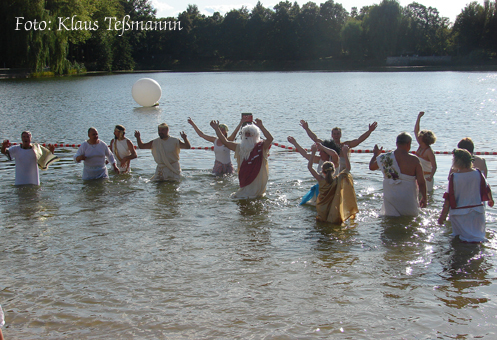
150, 0, 484, 24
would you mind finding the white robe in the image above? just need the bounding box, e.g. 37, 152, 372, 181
151, 137, 181, 181
112, 138, 132, 173
449, 170, 487, 242
418, 156, 434, 192
234, 144, 269, 199
377, 151, 419, 216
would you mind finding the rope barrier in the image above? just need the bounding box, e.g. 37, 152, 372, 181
4, 142, 497, 155
271, 142, 497, 155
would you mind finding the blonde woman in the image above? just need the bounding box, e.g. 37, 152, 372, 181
307, 143, 358, 224
188, 118, 242, 176
414, 111, 437, 192
439, 149, 494, 242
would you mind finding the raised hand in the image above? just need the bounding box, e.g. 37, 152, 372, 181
369, 121, 378, 132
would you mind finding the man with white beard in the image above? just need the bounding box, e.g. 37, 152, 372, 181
211, 119, 273, 198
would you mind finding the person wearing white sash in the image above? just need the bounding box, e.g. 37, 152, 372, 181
109, 125, 137, 173
134, 123, 191, 181
369, 132, 427, 216
1, 131, 58, 185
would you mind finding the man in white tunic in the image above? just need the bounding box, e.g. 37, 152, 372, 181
369, 132, 427, 216
1, 131, 58, 185
74, 127, 119, 180
109, 125, 137, 173
211, 119, 273, 199
134, 123, 191, 181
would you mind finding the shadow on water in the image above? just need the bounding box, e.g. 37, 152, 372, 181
132, 106, 162, 114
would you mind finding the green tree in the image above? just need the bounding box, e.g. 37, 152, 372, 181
341, 19, 364, 60
318, 0, 348, 58
363, 0, 403, 60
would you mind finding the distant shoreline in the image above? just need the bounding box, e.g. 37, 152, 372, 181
2, 62, 497, 79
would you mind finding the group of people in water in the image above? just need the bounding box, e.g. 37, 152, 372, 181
0, 112, 493, 243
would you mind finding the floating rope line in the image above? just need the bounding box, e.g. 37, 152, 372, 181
4, 142, 497, 155
271, 142, 497, 155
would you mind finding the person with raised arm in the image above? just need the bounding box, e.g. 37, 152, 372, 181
187, 117, 242, 176
300, 119, 377, 170
1, 131, 58, 185
211, 118, 273, 198
287, 136, 340, 205
369, 132, 427, 216
134, 123, 190, 181
307, 143, 358, 223
414, 112, 437, 192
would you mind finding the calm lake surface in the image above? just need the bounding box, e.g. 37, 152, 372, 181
1, 71, 497, 339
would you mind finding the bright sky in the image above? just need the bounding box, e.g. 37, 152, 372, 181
150, 0, 483, 23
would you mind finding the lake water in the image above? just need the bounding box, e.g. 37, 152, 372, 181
1, 71, 497, 339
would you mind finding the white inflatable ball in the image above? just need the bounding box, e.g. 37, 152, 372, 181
132, 78, 162, 107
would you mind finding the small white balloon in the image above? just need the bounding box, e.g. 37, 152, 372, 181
132, 78, 162, 107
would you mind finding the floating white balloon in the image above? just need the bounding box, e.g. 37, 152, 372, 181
132, 78, 162, 107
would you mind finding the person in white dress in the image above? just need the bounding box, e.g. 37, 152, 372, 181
1, 131, 57, 185
187, 117, 242, 176
109, 125, 137, 173
414, 111, 437, 192
439, 148, 494, 242
74, 127, 119, 180
134, 123, 191, 181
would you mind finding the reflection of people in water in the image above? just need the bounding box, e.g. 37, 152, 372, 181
439, 148, 494, 243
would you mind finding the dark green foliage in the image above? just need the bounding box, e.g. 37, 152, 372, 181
2, 0, 497, 73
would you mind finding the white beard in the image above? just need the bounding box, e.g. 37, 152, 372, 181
239, 136, 259, 161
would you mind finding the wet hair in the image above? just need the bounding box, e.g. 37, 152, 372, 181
418, 130, 436, 145
396, 132, 412, 146
219, 124, 229, 133
322, 161, 336, 184
453, 148, 473, 169
457, 137, 474, 154
322, 139, 341, 155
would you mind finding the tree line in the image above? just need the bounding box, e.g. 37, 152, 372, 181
1, 0, 497, 74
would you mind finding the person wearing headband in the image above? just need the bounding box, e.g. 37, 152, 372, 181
109, 125, 137, 173
187, 117, 243, 176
